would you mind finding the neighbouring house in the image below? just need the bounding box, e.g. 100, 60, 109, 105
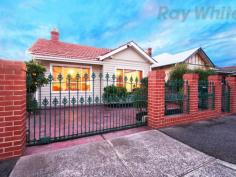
215, 66, 236, 76
214, 66, 236, 83
151, 47, 215, 80
28, 28, 156, 100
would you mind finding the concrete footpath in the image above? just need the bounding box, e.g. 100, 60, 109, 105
10, 130, 236, 177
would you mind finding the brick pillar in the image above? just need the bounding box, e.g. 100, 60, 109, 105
208, 75, 222, 113
0, 59, 26, 160
147, 70, 165, 128
183, 73, 199, 114
226, 76, 236, 113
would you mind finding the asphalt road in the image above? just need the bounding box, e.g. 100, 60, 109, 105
161, 114, 236, 164
0, 157, 18, 177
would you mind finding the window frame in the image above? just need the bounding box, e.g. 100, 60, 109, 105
50, 63, 93, 93
114, 67, 144, 89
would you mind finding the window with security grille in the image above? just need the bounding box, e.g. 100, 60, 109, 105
52, 66, 91, 91
115, 69, 143, 92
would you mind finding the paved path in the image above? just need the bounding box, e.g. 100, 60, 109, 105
161, 114, 236, 164
10, 130, 236, 177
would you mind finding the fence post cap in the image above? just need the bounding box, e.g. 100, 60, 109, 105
148, 70, 165, 78
183, 73, 199, 80
208, 74, 222, 81
226, 76, 236, 82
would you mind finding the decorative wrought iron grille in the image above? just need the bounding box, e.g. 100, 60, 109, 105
198, 80, 215, 110
222, 81, 230, 112
26, 72, 147, 146
165, 80, 189, 115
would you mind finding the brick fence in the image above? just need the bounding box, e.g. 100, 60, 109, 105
0, 60, 235, 160
148, 70, 236, 129
0, 59, 26, 160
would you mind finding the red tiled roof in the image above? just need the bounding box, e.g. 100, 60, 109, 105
28, 39, 111, 60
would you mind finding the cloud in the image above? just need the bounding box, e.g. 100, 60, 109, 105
140, 0, 160, 17
0, 0, 235, 66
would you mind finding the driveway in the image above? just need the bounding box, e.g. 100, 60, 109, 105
10, 130, 236, 177
161, 114, 236, 164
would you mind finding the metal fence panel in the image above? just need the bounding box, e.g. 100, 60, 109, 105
26, 73, 147, 146
165, 80, 189, 116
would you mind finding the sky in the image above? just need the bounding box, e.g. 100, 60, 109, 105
0, 0, 236, 66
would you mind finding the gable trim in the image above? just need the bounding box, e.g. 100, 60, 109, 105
184, 48, 215, 67
98, 41, 156, 64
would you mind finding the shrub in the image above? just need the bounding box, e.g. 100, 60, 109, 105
169, 64, 215, 81
103, 85, 128, 104
26, 60, 48, 112
132, 77, 148, 109
26, 60, 48, 93
169, 64, 189, 81
189, 68, 215, 81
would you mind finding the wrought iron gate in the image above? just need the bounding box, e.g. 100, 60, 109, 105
26, 72, 147, 146
198, 81, 215, 110
222, 81, 230, 112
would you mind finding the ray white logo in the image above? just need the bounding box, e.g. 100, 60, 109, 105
157, 6, 236, 22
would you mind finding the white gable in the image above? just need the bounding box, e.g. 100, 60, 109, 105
152, 48, 199, 67
152, 47, 214, 68
112, 47, 150, 63
98, 41, 156, 64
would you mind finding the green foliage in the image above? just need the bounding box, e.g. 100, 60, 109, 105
103, 85, 128, 104
26, 60, 47, 113
189, 68, 215, 81
102, 77, 148, 108
140, 77, 148, 88
169, 64, 215, 81
132, 77, 148, 109
26, 60, 48, 93
169, 64, 189, 81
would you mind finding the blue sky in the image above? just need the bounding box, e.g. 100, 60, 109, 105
0, 0, 236, 66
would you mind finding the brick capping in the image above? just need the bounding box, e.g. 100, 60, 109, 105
147, 70, 165, 128
183, 73, 199, 80
0, 59, 26, 160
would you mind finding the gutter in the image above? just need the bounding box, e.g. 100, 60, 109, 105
31, 54, 103, 65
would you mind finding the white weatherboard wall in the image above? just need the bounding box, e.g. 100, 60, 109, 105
102, 47, 152, 85
35, 48, 152, 104
36, 59, 103, 104
185, 53, 210, 70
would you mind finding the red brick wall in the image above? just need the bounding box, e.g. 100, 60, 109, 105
0, 59, 26, 160
147, 71, 165, 128
148, 71, 234, 129
226, 76, 236, 113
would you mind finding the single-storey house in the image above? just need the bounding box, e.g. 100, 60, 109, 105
151, 48, 215, 80
28, 29, 156, 99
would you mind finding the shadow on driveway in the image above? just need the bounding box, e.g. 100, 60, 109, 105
0, 157, 19, 177
160, 114, 236, 164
